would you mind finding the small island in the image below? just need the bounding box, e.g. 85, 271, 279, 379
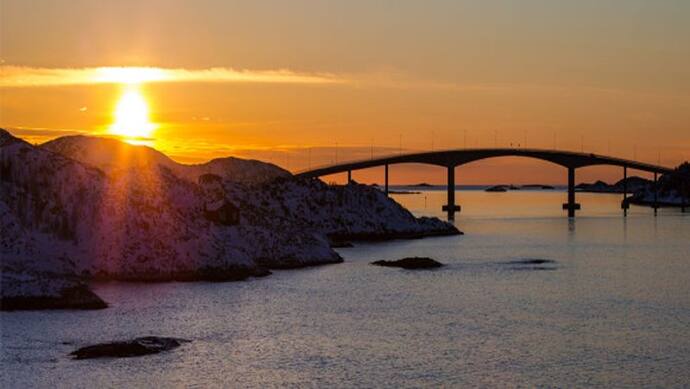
485, 185, 508, 192
371, 257, 444, 269
70, 337, 189, 359
521, 184, 555, 190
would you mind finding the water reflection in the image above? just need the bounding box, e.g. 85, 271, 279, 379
391, 189, 662, 220
2, 190, 689, 387
622, 215, 628, 242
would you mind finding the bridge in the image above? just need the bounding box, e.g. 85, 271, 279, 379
295, 148, 687, 219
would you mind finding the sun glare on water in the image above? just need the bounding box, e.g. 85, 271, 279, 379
109, 85, 156, 141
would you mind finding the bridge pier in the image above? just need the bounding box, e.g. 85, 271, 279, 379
442, 165, 461, 220
384, 164, 389, 196
653, 172, 658, 215
347, 170, 352, 184
562, 167, 581, 217
622, 166, 629, 216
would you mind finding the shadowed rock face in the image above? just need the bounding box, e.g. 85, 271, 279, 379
371, 257, 444, 269
0, 285, 107, 311
70, 337, 189, 359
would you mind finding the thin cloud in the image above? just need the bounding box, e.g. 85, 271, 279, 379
0, 66, 345, 87
5, 126, 91, 137
3, 66, 680, 104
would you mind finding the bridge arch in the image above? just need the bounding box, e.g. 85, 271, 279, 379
296, 148, 683, 219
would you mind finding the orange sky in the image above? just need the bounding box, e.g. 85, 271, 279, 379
1, 0, 689, 184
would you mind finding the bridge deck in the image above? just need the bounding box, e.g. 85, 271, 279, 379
296, 148, 677, 178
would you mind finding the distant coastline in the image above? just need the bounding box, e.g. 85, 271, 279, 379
389, 184, 563, 191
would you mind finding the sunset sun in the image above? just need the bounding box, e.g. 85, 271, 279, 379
109, 85, 155, 139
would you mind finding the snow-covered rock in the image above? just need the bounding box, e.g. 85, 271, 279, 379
187, 156, 290, 185
41, 135, 177, 173
1, 129, 458, 309
38, 132, 459, 242
235, 177, 459, 244
42, 135, 290, 185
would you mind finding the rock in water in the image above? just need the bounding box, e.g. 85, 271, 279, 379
0, 273, 108, 311
507, 259, 555, 265
70, 337, 189, 359
371, 257, 444, 269
504, 258, 557, 271
0, 285, 107, 311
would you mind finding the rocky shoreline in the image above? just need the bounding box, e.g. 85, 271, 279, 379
328, 226, 461, 246
1, 129, 459, 311
0, 282, 108, 311
577, 164, 689, 209
626, 195, 689, 208
89, 266, 273, 283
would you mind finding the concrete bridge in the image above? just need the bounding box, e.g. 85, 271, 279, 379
295, 148, 686, 219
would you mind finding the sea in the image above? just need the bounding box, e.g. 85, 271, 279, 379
2, 188, 689, 388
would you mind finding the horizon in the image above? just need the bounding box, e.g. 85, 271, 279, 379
4, 128, 683, 187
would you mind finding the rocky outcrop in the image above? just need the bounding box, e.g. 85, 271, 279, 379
70, 337, 189, 359
2, 129, 456, 308
485, 185, 508, 192
576, 180, 614, 193
573, 167, 689, 208
0, 273, 107, 311
199, 174, 240, 226
521, 184, 555, 190
239, 178, 460, 243
627, 162, 690, 207
371, 257, 444, 269
576, 176, 651, 193
41, 135, 290, 185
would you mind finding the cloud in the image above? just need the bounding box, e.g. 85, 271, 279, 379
3, 66, 679, 105
0, 66, 345, 87
4, 126, 91, 138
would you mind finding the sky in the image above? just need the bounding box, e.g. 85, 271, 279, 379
1, 0, 689, 184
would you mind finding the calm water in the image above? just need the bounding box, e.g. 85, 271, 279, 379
2, 190, 690, 388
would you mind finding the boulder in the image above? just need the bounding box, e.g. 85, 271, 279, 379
1, 275, 108, 311
371, 257, 444, 269
70, 337, 189, 359
504, 258, 557, 271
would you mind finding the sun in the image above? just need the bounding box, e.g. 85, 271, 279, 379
109, 85, 156, 139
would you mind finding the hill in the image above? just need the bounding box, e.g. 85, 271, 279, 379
1, 129, 459, 309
